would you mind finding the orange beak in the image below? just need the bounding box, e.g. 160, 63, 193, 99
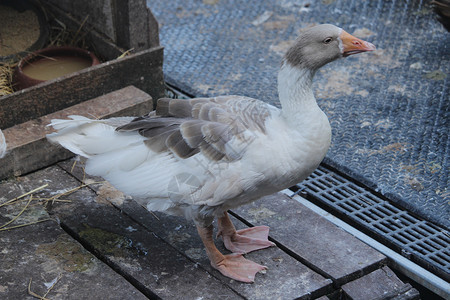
340, 30, 376, 57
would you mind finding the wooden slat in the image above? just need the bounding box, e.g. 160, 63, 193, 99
13, 165, 244, 299
0, 168, 147, 300
122, 201, 333, 299
342, 267, 420, 299
0, 46, 163, 129
232, 193, 387, 286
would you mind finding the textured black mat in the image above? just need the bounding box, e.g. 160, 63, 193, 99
147, 0, 449, 229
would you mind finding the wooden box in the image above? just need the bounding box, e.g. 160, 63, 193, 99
0, 0, 165, 179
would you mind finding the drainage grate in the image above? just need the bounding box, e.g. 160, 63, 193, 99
291, 164, 450, 282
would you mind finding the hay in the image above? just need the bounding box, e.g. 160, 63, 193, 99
0, 219, 53, 232
42, 180, 104, 206
47, 16, 89, 49
0, 5, 40, 57
0, 184, 48, 208
0, 13, 93, 95
0, 63, 14, 96
28, 273, 63, 300
28, 278, 51, 300
0, 195, 34, 229
117, 48, 135, 59
0, 180, 102, 231
42, 273, 63, 299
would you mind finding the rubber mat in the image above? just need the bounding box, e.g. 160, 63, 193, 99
147, 0, 449, 229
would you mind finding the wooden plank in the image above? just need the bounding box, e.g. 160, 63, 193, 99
0, 169, 147, 300
58, 159, 334, 300
342, 267, 420, 300
232, 193, 387, 286
112, 0, 159, 51
38, 165, 244, 299
0, 46, 164, 129
0, 86, 152, 180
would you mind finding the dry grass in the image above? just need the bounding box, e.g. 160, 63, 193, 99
0, 184, 53, 232
47, 16, 89, 49
0, 62, 14, 96
0, 13, 91, 95
0, 194, 35, 230
28, 273, 63, 300
0, 184, 49, 209
117, 48, 135, 59
0, 180, 103, 231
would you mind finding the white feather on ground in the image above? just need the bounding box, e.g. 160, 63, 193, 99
0, 129, 6, 159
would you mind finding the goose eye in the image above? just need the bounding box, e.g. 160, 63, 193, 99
323, 37, 333, 44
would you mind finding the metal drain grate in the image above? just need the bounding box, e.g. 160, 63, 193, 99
291, 164, 450, 281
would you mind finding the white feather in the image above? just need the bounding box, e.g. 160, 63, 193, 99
0, 129, 6, 159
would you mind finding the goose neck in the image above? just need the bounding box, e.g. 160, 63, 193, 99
278, 63, 318, 119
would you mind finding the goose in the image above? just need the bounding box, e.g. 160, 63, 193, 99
47, 24, 375, 283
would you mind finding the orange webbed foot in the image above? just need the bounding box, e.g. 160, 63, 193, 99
218, 225, 275, 254
213, 253, 267, 283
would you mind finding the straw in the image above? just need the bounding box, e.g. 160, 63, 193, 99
0, 184, 48, 208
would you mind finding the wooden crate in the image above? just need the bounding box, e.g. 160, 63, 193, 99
0, 0, 164, 179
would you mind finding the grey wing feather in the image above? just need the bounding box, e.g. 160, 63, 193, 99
116, 96, 273, 161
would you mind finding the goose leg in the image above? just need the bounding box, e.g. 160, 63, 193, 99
196, 224, 266, 283
217, 211, 275, 254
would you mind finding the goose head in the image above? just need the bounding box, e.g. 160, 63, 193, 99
284, 24, 376, 71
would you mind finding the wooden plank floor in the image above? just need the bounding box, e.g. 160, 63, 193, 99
0, 158, 419, 299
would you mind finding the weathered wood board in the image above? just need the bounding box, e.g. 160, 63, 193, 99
0, 168, 147, 299
0, 165, 242, 299
0, 86, 152, 180
0, 0, 164, 130
233, 193, 387, 286
342, 267, 420, 299
0, 46, 163, 130
43, 166, 243, 299
0, 159, 419, 299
